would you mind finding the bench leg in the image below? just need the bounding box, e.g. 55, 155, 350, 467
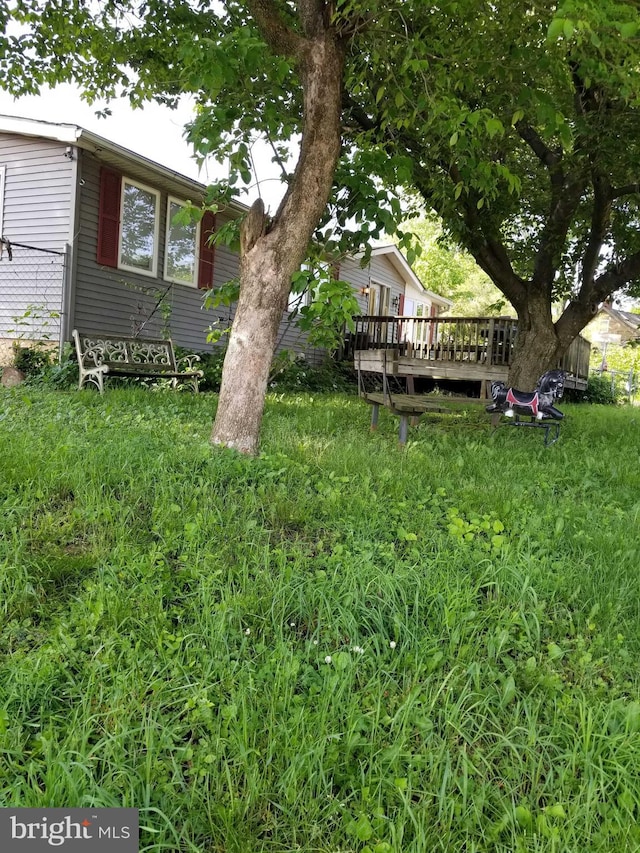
79, 368, 104, 393
399, 415, 409, 446
370, 403, 380, 431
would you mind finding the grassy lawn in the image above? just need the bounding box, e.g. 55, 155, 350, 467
1, 387, 639, 852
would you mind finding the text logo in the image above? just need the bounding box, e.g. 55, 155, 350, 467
0, 809, 138, 851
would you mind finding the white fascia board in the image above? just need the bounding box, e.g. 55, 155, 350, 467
0, 113, 249, 214
0, 114, 83, 144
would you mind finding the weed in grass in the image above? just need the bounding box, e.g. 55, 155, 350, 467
1, 388, 640, 851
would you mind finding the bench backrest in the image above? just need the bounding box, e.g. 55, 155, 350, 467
73, 331, 177, 370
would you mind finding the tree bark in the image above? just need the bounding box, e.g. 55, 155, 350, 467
210, 11, 346, 455
210, 240, 291, 454
507, 289, 562, 390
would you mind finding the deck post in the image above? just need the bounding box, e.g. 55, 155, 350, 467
487, 319, 496, 365
370, 403, 380, 431
399, 414, 409, 445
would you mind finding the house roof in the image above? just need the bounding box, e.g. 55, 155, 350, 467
0, 115, 451, 302
600, 303, 640, 334
0, 113, 248, 211
368, 244, 453, 307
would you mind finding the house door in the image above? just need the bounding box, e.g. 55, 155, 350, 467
368, 284, 391, 316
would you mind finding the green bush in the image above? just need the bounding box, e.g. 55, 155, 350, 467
12, 345, 78, 390
565, 372, 619, 404
190, 347, 357, 394
269, 354, 356, 392
12, 343, 52, 375
187, 348, 227, 392
39, 353, 80, 389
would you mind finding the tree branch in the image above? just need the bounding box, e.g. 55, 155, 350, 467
612, 182, 640, 199
515, 120, 588, 290
594, 250, 640, 301
556, 248, 640, 344
515, 121, 562, 171
458, 201, 528, 307
581, 171, 612, 290
246, 0, 305, 58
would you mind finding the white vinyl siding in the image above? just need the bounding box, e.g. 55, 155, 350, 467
0, 136, 71, 344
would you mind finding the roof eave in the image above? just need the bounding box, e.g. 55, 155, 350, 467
0, 113, 250, 214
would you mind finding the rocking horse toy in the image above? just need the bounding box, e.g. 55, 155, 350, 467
486, 369, 566, 445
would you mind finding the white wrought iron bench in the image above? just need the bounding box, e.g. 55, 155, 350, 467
72, 330, 204, 394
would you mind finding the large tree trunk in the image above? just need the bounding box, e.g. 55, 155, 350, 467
210, 15, 346, 455
210, 239, 292, 454
508, 289, 564, 390
508, 282, 602, 390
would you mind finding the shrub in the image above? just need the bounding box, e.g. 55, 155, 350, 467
12, 343, 52, 375
268, 354, 356, 392
187, 348, 227, 392
189, 347, 357, 394
40, 352, 80, 389
12, 344, 79, 389
565, 372, 619, 404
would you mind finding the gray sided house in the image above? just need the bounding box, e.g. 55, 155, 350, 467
0, 115, 450, 368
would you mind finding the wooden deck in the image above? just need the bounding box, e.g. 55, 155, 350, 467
346, 316, 590, 393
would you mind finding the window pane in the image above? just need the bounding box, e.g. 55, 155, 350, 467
166, 201, 197, 284
120, 181, 157, 272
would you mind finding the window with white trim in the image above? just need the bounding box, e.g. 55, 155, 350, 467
164, 197, 200, 287
119, 178, 160, 276
288, 263, 314, 313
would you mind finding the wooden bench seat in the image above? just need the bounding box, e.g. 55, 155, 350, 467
73, 330, 204, 394
356, 350, 486, 444
361, 391, 448, 444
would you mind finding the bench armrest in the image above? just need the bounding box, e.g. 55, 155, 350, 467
176, 353, 202, 372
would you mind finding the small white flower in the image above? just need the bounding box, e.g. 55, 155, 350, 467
324, 655, 332, 664
389, 640, 397, 649
290, 622, 296, 628
351, 645, 364, 655
244, 628, 251, 636
313, 639, 319, 645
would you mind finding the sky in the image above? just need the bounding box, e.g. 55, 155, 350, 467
0, 84, 288, 212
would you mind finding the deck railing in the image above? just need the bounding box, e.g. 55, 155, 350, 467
344, 315, 590, 380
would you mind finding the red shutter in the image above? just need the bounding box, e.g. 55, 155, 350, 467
97, 167, 122, 267
198, 211, 216, 289
398, 294, 405, 314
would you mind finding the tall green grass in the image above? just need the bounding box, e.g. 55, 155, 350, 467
1, 388, 639, 852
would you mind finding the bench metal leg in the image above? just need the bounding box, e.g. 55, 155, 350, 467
370, 403, 380, 431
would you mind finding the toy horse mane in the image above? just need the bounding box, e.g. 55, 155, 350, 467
486, 369, 566, 421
